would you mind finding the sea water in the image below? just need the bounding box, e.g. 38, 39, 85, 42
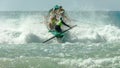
0, 11, 120, 68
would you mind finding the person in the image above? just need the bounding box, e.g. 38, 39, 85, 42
56, 6, 65, 16
47, 5, 71, 32
48, 5, 60, 17
46, 5, 60, 30
55, 17, 71, 33
48, 15, 58, 30
56, 6, 71, 22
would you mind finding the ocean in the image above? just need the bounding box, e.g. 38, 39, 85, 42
0, 11, 120, 68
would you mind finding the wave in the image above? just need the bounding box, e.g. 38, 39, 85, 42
0, 11, 120, 44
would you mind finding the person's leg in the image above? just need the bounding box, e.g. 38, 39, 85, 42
55, 25, 62, 33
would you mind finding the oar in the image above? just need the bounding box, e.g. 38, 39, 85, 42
42, 25, 77, 43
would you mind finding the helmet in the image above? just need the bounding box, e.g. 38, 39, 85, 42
59, 6, 62, 8
53, 5, 59, 10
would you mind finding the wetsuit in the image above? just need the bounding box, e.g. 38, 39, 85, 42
55, 18, 70, 33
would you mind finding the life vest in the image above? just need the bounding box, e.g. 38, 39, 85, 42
57, 20, 62, 26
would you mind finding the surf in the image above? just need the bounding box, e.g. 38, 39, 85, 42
0, 11, 120, 68
0, 11, 120, 44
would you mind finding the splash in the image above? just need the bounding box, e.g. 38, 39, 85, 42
0, 11, 120, 44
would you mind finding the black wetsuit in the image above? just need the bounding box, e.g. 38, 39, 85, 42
55, 20, 70, 33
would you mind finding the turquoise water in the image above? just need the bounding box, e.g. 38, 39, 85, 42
0, 11, 120, 68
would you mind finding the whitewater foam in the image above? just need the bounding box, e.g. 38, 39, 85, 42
0, 11, 120, 44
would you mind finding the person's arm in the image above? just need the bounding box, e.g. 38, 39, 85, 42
61, 20, 71, 28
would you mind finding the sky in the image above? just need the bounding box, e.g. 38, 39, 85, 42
0, 0, 120, 11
